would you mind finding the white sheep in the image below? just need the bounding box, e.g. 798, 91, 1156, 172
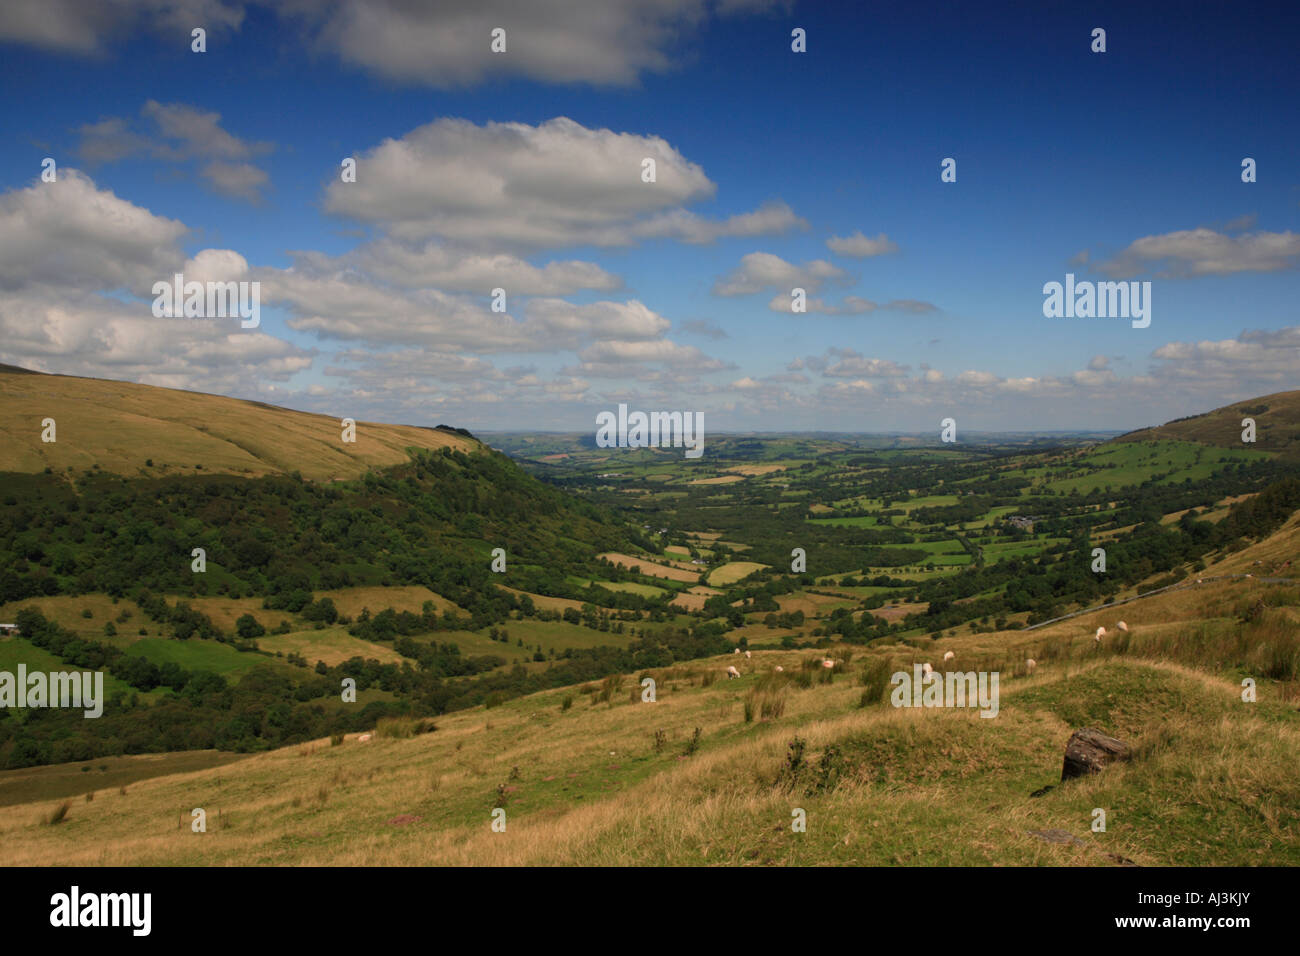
1117, 620, 1129, 632
726, 665, 741, 679
821, 659, 834, 669
943, 651, 955, 662
733, 648, 740, 654
358, 733, 373, 743
921, 662, 933, 677
1025, 658, 1036, 673
1094, 626, 1106, 642
745, 650, 751, 659
774, 665, 784, 673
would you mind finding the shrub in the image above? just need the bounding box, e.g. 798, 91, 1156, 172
858, 656, 894, 706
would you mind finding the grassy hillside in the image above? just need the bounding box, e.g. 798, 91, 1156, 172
2, 519, 1295, 866
1115, 388, 1300, 458
0, 364, 477, 480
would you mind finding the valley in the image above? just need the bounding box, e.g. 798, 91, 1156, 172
0, 368, 1297, 865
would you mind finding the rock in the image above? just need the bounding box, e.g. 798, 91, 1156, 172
1061, 727, 1131, 781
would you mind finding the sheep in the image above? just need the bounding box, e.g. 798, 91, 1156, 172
733, 648, 740, 654
358, 733, 373, 743
745, 650, 752, 659
821, 659, 834, 669
725, 665, 741, 679
921, 662, 933, 677
943, 651, 955, 662
1094, 626, 1106, 642
1117, 620, 1129, 633
774, 665, 784, 673
1026, 658, 1037, 674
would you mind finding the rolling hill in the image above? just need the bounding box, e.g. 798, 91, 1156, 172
1, 514, 1295, 866
1115, 388, 1300, 459
0, 364, 478, 481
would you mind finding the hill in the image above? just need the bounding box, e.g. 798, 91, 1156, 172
1114, 388, 1300, 458
0, 364, 477, 481
1, 514, 1296, 866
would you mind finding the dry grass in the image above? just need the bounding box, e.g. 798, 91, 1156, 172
0, 366, 477, 480
597, 553, 700, 582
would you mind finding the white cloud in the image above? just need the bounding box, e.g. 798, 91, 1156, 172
342, 239, 622, 294
713, 252, 847, 296
0, 169, 186, 291
1098, 227, 1300, 278
826, 230, 897, 258
767, 293, 937, 315
76, 101, 273, 200
0, 0, 243, 54
324, 116, 799, 249
287, 0, 779, 88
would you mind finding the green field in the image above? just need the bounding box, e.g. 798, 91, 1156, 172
125, 638, 272, 676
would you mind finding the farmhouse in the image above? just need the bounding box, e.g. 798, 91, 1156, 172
0, 623, 18, 637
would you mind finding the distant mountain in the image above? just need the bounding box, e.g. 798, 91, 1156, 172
1114, 389, 1300, 458
0, 366, 478, 480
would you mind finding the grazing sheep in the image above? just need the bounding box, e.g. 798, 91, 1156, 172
943, 651, 955, 662
1117, 621, 1129, 632
733, 648, 740, 654
921, 662, 933, 677
774, 665, 784, 673
745, 650, 752, 659
1094, 626, 1106, 642
821, 659, 834, 669
726, 665, 741, 679
358, 733, 373, 742
1026, 658, 1037, 673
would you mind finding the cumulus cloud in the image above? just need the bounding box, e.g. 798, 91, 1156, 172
826, 231, 898, 257
285, 0, 781, 88
1097, 227, 1300, 278
0, 284, 312, 394
258, 246, 674, 354
767, 293, 938, 315
0, 169, 186, 291
339, 239, 622, 294
713, 252, 847, 296
324, 116, 803, 249
75, 101, 273, 200
1149, 325, 1300, 388
0, 0, 243, 54
678, 318, 728, 339
0, 170, 312, 392
822, 349, 909, 378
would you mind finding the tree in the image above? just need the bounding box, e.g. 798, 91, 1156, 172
235, 614, 266, 639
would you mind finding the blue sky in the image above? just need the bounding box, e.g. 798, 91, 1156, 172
1, 0, 1297, 432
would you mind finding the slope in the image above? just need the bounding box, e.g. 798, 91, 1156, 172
3, 515, 1295, 866
0, 365, 477, 480
1114, 388, 1300, 458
